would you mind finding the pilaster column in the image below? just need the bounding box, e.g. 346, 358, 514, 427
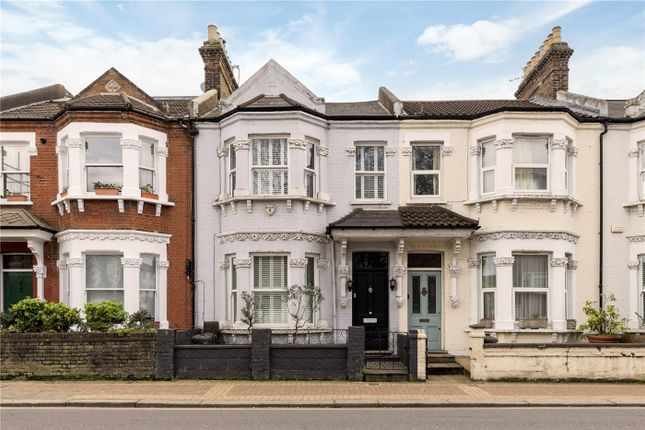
233, 139, 250, 196
33, 266, 47, 300
157, 260, 169, 329
121, 257, 142, 314
628, 260, 640, 330
448, 239, 461, 308
394, 239, 405, 309
551, 138, 568, 195
66, 138, 84, 194
120, 138, 141, 196
317, 145, 330, 201
57, 259, 69, 305
567, 259, 577, 320
495, 139, 514, 195
627, 147, 640, 202
467, 258, 480, 324
67, 258, 85, 310
468, 146, 481, 201
233, 256, 252, 295
568, 145, 578, 197
155, 145, 169, 201
338, 240, 349, 308
217, 145, 229, 200
288, 138, 306, 195
494, 256, 515, 329
27, 239, 46, 300
550, 256, 568, 330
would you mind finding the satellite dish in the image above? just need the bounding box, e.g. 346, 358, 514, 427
200, 82, 205, 92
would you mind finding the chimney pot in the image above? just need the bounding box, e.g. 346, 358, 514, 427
207, 24, 218, 42
552, 26, 561, 42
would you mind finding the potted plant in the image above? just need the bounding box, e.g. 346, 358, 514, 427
519, 314, 548, 329
93, 182, 122, 195
579, 294, 629, 343
139, 184, 158, 200
3, 189, 28, 202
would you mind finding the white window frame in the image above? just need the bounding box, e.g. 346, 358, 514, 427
304, 254, 318, 325
252, 254, 289, 326
640, 255, 645, 327
479, 254, 496, 321
304, 140, 316, 198
139, 253, 158, 319
480, 139, 495, 196
513, 136, 550, 192
250, 137, 289, 196
228, 141, 236, 197
354, 143, 386, 201
60, 137, 69, 193
227, 253, 237, 323
411, 143, 441, 198
512, 253, 550, 322
138, 137, 157, 193
639, 143, 645, 200
83, 133, 124, 193
84, 253, 124, 305
1, 142, 31, 199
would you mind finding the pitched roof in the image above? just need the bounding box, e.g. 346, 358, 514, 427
329, 205, 479, 230
0, 84, 72, 112
0, 101, 67, 119
325, 101, 390, 116
0, 208, 56, 233
401, 99, 542, 118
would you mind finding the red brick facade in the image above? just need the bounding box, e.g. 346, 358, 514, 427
1, 77, 194, 328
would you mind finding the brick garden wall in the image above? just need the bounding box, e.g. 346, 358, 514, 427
1, 332, 157, 379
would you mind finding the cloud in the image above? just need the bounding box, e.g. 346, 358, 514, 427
570, 46, 645, 98
417, 1, 592, 62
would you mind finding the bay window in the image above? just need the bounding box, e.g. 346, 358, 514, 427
139, 138, 156, 193
86, 255, 124, 304
251, 138, 288, 195
85, 135, 123, 192
305, 141, 316, 198
253, 255, 287, 324
139, 254, 156, 319
513, 254, 549, 321
411, 144, 440, 196
480, 139, 495, 194
228, 254, 237, 322
304, 256, 316, 324
1, 144, 30, 198
513, 136, 549, 191
355, 144, 385, 200
481, 254, 496, 320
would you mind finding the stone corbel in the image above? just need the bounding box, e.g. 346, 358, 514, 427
469, 146, 481, 156
317, 146, 330, 157
121, 258, 142, 268
120, 138, 141, 150
345, 147, 356, 155
385, 147, 397, 156
289, 258, 307, 268
401, 146, 412, 156
33, 265, 47, 278
233, 258, 251, 268
287, 138, 306, 150
441, 146, 454, 156
233, 139, 250, 151
627, 261, 640, 270
155, 146, 169, 157
467, 258, 480, 269
551, 139, 568, 150
216, 146, 229, 158
217, 260, 230, 270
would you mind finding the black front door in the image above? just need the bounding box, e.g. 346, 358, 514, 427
352, 252, 389, 351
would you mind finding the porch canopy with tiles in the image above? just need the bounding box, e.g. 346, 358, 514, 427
0, 208, 56, 303
327, 205, 479, 340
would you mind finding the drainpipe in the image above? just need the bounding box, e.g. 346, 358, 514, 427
180, 119, 200, 327
599, 121, 608, 308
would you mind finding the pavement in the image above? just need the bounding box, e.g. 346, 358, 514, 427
1, 375, 644, 408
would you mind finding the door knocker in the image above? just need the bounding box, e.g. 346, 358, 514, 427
421, 287, 428, 296
368, 287, 373, 293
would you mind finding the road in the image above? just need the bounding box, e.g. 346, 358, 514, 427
2, 407, 644, 430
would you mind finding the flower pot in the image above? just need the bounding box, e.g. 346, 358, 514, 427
141, 191, 158, 200
586, 334, 622, 343
6, 194, 28, 202
519, 318, 548, 329
60, 191, 68, 198
479, 318, 493, 328
95, 188, 120, 196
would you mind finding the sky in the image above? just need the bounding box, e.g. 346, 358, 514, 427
0, 0, 643, 101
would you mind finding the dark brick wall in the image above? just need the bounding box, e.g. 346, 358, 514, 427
1, 332, 156, 379
270, 345, 347, 380
174, 345, 252, 379
515, 44, 574, 100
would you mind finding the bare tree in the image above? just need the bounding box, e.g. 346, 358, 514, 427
285, 284, 323, 341
240, 291, 256, 333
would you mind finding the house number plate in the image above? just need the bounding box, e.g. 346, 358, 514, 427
363, 318, 377, 323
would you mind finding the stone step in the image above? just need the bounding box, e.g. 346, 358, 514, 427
363, 368, 409, 382
427, 362, 466, 375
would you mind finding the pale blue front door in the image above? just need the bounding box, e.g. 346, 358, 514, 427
408, 271, 442, 350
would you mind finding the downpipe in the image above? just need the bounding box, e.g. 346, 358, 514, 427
599, 121, 608, 308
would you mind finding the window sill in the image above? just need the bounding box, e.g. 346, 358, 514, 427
51, 193, 174, 216
351, 200, 392, 206
214, 195, 336, 207
0, 200, 33, 206
464, 194, 582, 207
623, 200, 645, 208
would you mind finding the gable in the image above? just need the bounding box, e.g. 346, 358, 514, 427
72, 68, 161, 109
220, 59, 325, 113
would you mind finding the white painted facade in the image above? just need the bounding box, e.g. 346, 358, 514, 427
194, 60, 615, 355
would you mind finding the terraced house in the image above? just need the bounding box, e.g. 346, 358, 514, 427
1, 25, 643, 363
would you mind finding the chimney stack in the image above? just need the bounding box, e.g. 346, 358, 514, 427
198, 24, 238, 97
515, 26, 573, 100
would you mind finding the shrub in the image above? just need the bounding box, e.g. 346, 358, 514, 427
126, 309, 152, 329
42, 302, 81, 332
0, 310, 16, 329
6, 298, 80, 333
84, 301, 127, 332
579, 294, 630, 335
8, 298, 47, 332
